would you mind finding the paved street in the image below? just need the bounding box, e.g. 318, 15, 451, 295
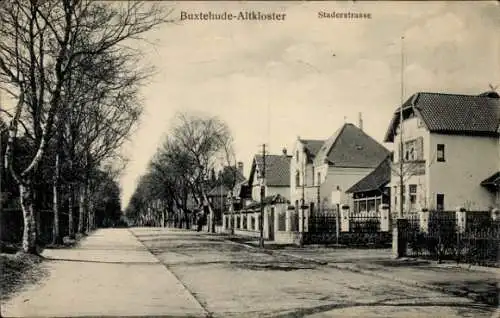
2, 228, 497, 317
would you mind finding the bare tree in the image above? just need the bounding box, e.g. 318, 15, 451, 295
0, 0, 169, 253
126, 112, 234, 232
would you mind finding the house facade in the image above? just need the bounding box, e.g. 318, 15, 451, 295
384, 91, 500, 213
290, 123, 390, 211
345, 157, 392, 214
248, 152, 292, 203
289, 139, 324, 208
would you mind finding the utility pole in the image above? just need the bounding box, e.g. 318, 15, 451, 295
398, 35, 405, 219
259, 144, 266, 248
316, 183, 320, 215
300, 151, 306, 247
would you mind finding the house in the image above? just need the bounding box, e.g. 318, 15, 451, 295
384, 91, 500, 213
231, 179, 252, 210
289, 138, 324, 209
345, 156, 392, 213
248, 151, 292, 203
290, 123, 390, 211
206, 162, 246, 222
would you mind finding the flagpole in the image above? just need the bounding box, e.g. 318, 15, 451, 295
398, 35, 405, 219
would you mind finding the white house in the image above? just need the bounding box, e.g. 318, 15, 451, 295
248, 151, 292, 203
384, 91, 500, 213
289, 138, 324, 209
290, 123, 390, 211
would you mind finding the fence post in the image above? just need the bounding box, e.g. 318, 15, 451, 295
491, 208, 499, 221
419, 208, 429, 233
263, 206, 269, 239
240, 212, 244, 229
392, 218, 408, 258
455, 206, 466, 264
340, 204, 350, 232
222, 214, 227, 230
379, 204, 390, 232
456, 207, 466, 233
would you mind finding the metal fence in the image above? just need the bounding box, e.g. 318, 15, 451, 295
349, 215, 381, 233
403, 211, 499, 267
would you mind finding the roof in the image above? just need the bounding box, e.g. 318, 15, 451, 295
299, 139, 325, 162
346, 158, 392, 193
313, 123, 390, 168
207, 184, 231, 197
233, 179, 251, 199
244, 194, 288, 209
250, 154, 292, 187
385, 91, 500, 142
481, 172, 500, 187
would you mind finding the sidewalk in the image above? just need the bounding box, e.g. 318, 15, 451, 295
1, 228, 207, 317
223, 234, 499, 307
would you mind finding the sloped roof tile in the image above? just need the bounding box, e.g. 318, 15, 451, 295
385, 92, 500, 142
314, 123, 390, 168
346, 158, 391, 193
254, 154, 292, 187
299, 139, 325, 162
481, 171, 500, 187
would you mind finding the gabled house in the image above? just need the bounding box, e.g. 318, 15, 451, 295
290, 138, 325, 208
207, 163, 246, 221
292, 123, 390, 210
248, 151, 292, 203
384, 91, 500, 213
345, 156, 392, 213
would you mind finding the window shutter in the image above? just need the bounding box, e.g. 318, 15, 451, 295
416, 137, 424, 160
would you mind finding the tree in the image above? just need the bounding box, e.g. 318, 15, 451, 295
126, 112, 235, 232
0, 0, 168, 253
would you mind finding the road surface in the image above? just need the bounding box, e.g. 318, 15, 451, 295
1, 227, 495, 317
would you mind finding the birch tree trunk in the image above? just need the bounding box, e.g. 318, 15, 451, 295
52, 153, 63, 245
87, 187, 94, 231
77, 183, 86, 235
20, 183, 37, 254
68, 184, 75, 239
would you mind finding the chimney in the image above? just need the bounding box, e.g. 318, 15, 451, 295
282, 148, 287, 156
237, 161, 244, 175
358, 112, 363, 131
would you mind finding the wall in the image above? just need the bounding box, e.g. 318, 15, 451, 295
319, 165, 373, 208
390, 115, 499, 211
290, 140, 315, 204
427, 133, 498, 210
274, 231, 301, 244
390, 116, 431, 214
266, 186, 290, 200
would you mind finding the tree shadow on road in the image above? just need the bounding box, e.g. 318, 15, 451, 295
262, 297, 494, 318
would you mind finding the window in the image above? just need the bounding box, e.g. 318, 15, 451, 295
393, 186, 398, 205
295, 170, 300, 186
437, 144, 445, 162
436, 194, 444, 211
312, 167, 315, 185
317, 172, 321, 185
409, 185, 417, 204
404, 140, 417, 161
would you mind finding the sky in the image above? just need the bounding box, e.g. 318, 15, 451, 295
119, 0, 500, 209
